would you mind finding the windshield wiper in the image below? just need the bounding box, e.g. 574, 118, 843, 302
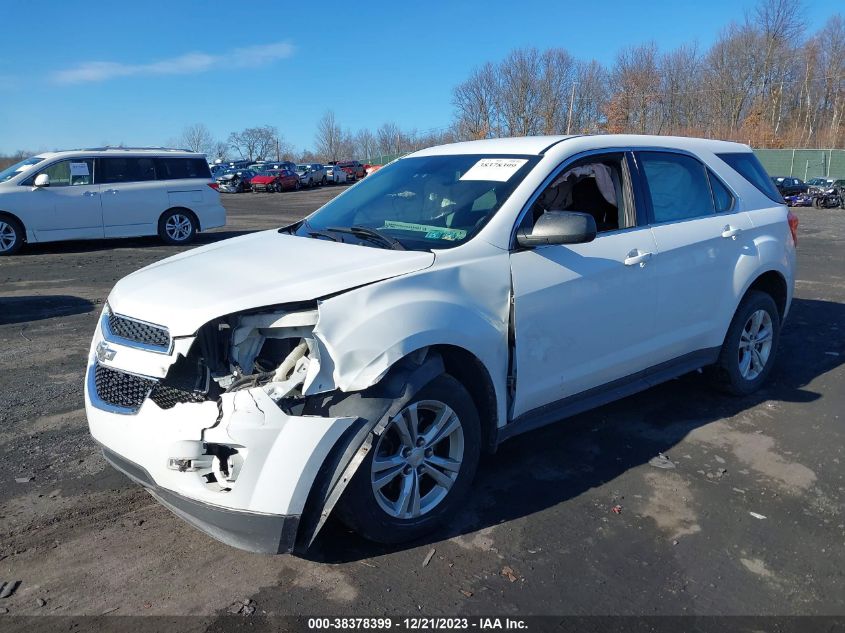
326, 226, 406, 250
308, 230, 340, 242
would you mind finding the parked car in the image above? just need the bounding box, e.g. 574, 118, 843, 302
216, 169, 257, 193
295, 164, 320, 188
325, 164, 348, 184
0, 148, 225, 254
805, 177, 831, 189
336, 160, 365, 181
772, 176, 807, 197
86, 134, 796, 554
250, 169, 300, 192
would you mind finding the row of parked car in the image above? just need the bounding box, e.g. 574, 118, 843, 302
771, 176, 845, 208
210, 159, 382, 194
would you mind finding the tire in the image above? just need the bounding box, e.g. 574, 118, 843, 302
158, 209, 197, 245
321, 176, 327, 186
711, 290, 781, 396
338, 374, 481, 544
0, 215, 24, 256
295, 180, 301, 191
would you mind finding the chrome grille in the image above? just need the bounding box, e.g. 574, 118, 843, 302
107, 313, 170, 349
94, 363, 157, 411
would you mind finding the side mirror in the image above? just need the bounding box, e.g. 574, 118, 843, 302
34, 174, 50, 187
516, 211, 597, 248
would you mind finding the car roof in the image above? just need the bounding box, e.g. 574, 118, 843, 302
409, 134, 750, 158
34, 147, 206, 160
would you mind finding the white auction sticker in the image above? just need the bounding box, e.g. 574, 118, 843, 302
459, 158, 528, 182
70, 162, 90, 177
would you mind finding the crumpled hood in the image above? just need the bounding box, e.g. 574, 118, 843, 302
107, 230, 434, 335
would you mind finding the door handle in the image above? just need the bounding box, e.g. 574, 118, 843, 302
721, 225, 742, 239
104, 189, 119, 195
624, 249, 653, 267
83, 190, 99, 197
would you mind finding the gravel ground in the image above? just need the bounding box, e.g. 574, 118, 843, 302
0, 188, 842, 623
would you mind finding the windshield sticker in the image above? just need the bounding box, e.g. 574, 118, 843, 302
383, 221, 467, 240
459, 158, 528, 182
70, 162, 90, 177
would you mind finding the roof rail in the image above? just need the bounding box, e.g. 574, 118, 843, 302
77, 146, 198, 153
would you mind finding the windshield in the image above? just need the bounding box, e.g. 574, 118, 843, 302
292, 154, 539, 250
296, 166, 308, 173
0, 156, 45, 183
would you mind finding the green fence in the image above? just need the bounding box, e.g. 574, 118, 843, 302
754, 149, 845, 180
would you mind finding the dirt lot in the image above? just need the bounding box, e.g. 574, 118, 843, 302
0, 187, 843, 623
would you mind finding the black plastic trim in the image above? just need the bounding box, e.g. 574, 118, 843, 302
498, 347, 720, 443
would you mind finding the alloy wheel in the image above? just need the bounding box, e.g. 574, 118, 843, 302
370, 400, 464, 520
738, 309, 773, 380
165, 214, 193, 242
0, 221, 17, 252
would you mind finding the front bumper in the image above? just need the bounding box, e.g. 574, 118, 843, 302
85, 315, 357, 553
102, 445, 299, 553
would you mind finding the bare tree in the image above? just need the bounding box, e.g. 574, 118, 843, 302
354, 128, 377, 160
228, 125, 279, 161
179, 123, 214, 155
314, 111, 344, 162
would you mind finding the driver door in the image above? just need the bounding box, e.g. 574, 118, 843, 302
509, 152, 659, 419
26, 158, 104, 242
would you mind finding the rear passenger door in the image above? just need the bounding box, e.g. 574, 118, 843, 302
635, 150, 753, 363
98, 156, 167, 237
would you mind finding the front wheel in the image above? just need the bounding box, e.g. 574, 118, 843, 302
158, 210, 197, 245
712, 291, 781, 395
0, 216, 24, 256
338, 374, 481, 544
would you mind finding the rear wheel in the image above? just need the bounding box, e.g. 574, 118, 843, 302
712, 291, 780, 395
0, 216, 24, 256
338, 374, 481, 544
158, 210, 197, 245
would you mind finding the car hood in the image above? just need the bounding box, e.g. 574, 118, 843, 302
250, 175, 274, 183
107, 230, 435, 335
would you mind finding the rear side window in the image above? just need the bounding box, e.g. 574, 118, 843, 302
716, 152, 782, 203
157, 158, 212, 180
99, 157, 157, 184
708, 171, 734, 212
638, 151, 715, 222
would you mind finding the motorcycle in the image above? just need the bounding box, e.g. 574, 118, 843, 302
812, 187, 844, 209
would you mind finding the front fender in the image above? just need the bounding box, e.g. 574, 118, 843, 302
309, 252, 512, 421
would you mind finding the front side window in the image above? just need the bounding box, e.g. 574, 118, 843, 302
98, 157, 157, 184
527, 153, 634, 234
638, 152, 715, 222
24, 159, 94, 186
291, 154, 539, 250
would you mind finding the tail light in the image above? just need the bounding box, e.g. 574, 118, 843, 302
208, 182, 219, 190
787, 210, 799, 246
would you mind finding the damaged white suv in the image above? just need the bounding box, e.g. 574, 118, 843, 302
86, 135, 797, 553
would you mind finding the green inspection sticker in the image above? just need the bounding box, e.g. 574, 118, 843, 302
383, 221, 467, 240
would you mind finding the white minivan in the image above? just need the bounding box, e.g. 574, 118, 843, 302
0, 148, 226, 254
86, 135, 797, 554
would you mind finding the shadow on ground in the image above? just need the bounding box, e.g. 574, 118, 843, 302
17, 230, 254, 256
305, 297, 844, 563
0, 295, 96, 325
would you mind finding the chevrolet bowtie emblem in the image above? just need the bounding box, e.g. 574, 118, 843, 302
96, 341, 116, 362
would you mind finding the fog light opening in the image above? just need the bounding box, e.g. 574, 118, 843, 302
209, 445, 244, 490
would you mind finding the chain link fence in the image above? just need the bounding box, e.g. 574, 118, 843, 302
754, 149, 845, 180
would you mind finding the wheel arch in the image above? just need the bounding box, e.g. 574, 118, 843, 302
742, 269, 788, 320
0, 210, 27, 240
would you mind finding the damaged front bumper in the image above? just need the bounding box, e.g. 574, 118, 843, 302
84, 311, 358, 554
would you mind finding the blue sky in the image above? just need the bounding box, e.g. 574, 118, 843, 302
0, 0, 839, 155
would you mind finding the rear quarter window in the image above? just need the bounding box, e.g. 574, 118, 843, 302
157, 158, 211, 180
717, 152, 783, 204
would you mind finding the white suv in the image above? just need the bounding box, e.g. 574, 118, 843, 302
0, 148, 226, 254
85, 135, 797, 554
